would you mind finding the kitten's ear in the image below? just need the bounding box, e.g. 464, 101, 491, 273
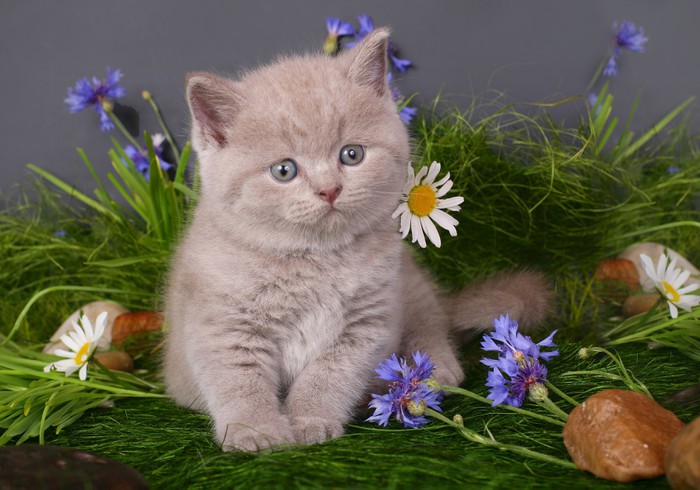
186, 72, 243, 149
345, 27, 391, 97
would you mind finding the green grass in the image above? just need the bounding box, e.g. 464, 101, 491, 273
44, 345, 699, 489
1, 96, 699, 488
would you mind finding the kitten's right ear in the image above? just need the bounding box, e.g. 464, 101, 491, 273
186, 72, 243, 149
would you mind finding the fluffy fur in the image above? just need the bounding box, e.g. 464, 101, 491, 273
163, 29, 551, 452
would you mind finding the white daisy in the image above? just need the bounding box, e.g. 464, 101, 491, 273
44, 312, 107, 380
392, 161, 464, 248
639, 253, 700, 318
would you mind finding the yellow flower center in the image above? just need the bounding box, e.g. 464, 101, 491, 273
407, 184, 437, 217
663, 281, 681, 303
74, 342, 90, 365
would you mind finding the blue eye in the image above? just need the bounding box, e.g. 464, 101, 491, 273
270, 159, 298, 182
340, 145, 364, 166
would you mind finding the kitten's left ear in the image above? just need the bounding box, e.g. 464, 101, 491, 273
346, 27, 391, 97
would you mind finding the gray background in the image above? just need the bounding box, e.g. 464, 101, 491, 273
2, 1, 698, 199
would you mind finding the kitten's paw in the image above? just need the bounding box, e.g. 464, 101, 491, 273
432, 355, 465, 387
291, 416, 344, 445
217, 418, 295, 452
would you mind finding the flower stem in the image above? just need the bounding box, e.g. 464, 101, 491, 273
535, 397, 569, 421
427, 409, 577, 469
440, 385, 566, 427
145, 95, 180, 163
545, 381, 579, 406
108, 112, 144, 153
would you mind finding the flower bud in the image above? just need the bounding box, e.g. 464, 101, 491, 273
101, 100, 114, 113
422, 377, 441, 392
407, 398, 427, 417
577, 347, 591, 359
452, 414, 464, 427
528, 382, 549, 403
141, 90, 152, 100
323, 35, 339, 56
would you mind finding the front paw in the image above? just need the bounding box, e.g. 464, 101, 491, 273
217, 416, 295, 452
432, 354, 465, 388
291, 416, 344, 445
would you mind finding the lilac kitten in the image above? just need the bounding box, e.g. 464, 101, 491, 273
163, 28, 551, 451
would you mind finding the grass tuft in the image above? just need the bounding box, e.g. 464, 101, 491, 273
0, 95, 698, 487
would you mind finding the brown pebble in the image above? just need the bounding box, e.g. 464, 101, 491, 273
595, 258, 640, 289
112, 311, 164, 354
94, 351, 134, 372
563, 389, 684, 482
622, 293, 660, 318
0, 445, 148, 489
665, 416, 700, 490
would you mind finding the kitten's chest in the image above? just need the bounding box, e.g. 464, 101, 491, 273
251, 248, 396, 387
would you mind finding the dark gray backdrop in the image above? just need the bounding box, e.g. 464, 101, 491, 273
2, 1, 698, 198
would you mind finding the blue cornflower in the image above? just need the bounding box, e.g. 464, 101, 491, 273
481, 314, 558, 367
348, 15, 412, 73
602, 55, 619, 77
613, 20, 648, 54
326, 17, 355, 37
603, 21, 648, 77
481, 314, 558, 407
387, 72, 417, 124
123, 133, 173, 180
486, 355, 549, 408
388, 41, 412, 73
399, 105, 418, 125
65, 68, 126, 131
324, 17, 355, 55
367, 351, 443, 428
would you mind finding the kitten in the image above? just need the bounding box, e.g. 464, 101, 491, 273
163, 28, 551, 452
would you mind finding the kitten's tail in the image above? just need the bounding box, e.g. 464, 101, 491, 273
446, 270, 554, 333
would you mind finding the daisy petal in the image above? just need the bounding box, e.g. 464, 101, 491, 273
437, 196, 464, 210
421, 216, 441, 248
656, 254, 668, 283
430, 209, 459, 235
414, 166, 428, 185
675, 269, 691, 287
59, 334, 80, 352
400, 209, 411, 238
72, 321, 87, 344
434, 172, 451, 187
639, 254, 656, 281
677, 283, 699, 295
392, 202, 408, 219
81, 315, 94, 339
424, 162, 441, 186
435, 179, 453, 198
668, 301, 678, 319
410, 214, 427, 248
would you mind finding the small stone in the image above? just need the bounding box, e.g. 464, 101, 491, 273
94, 351, 134, 372
619, 242, 700, 293
0, 445, 148, 489
43, 301, 129, 355
594, 258, 639, 299
112, 311, 164, 354
665, 416, 700, 490
622, 293, 660, 318
563, 389, 684, 482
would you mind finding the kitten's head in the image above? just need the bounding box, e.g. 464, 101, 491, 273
187, 28, 410, 252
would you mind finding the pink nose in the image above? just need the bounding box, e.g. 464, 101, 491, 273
319, 186, 342, 205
